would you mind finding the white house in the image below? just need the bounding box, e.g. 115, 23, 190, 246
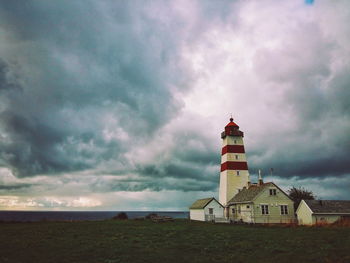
189, 197, 224, 222
296, 199, 350, 225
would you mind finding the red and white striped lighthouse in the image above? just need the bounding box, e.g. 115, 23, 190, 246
219, 117, 250, 206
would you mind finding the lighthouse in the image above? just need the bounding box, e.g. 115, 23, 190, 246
219, 117, 250, 206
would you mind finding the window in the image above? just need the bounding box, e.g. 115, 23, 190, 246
232, 208, 235, 214
280, 205, 288, 215
234, 140, 237, 144
246, 205, 250, 209
237, 171, 240, 176
238, 206, 241, 213
235, 155, 239, 160
208, 208, 213, 215
269, 189, 277, 196
261, 205, 269, 215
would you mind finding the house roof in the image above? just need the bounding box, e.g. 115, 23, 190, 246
189, 197, 222, 209
304, 200, 350, 214
227, 182, 290, 205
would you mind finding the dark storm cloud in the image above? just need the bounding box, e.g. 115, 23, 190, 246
91, 178, 216, 192
0, 1, 191, 177
0, 183, 33, 190
133, 130, 220, 189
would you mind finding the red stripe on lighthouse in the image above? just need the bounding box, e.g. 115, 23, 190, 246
221, 161, 248, 171
221, 145, 245, 155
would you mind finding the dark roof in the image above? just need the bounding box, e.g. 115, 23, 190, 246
304, 200, 350, 214
189, 197, 222, 209
227, 182, 290, 204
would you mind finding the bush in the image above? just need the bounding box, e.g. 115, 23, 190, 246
145, 213, 158, 219
112, 212, 128, 220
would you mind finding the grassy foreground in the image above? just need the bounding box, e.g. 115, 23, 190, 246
1, 219, 349, 263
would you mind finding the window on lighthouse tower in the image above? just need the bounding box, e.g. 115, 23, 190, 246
237, 171, 240, 176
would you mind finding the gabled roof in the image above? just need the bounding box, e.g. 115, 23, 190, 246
304, 200, 350, 214
227, 182, 291, 205
189, 197, 223, 209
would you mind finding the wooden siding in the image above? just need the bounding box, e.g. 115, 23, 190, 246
229, 186, 295, 223
190, 199, 224, 221
296, 200, 313, 225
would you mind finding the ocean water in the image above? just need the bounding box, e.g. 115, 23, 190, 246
0, 211, 189, 222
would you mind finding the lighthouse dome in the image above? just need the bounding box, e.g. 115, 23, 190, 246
222, 117, 244, 138
225, 117, 239, 128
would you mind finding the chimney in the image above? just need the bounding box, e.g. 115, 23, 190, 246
258, 169, 263, 186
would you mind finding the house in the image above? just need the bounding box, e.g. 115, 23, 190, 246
296, 199, 350, 225
226, 181, 295, 224
189, 197, 224, 221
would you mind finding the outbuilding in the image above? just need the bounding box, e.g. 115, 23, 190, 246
189, 197, 224, 221
296, 199, 350, 225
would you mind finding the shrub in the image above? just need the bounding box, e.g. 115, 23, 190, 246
145, 213, 158, 219
113, 212, 128, 220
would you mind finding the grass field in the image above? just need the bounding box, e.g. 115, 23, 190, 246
1, 219, 349, 263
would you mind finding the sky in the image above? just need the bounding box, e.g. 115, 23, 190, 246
0, 0, 349, 211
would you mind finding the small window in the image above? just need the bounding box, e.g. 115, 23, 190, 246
269, 189, 277, 196
280, 205, 288, 215
246, 205, 250, 209
209, 208, 213, 215
234, 140, 237, 144
238, 206, 241, 213
235, 155, 239, 160
232, 208, 235, 214
261, 205, 269, 215
237, 171, 240, 176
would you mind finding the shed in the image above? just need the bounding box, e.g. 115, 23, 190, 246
296, 199, 350, 225
189, 197, 224, 221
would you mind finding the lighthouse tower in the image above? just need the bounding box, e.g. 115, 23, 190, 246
219, 117, 250, 206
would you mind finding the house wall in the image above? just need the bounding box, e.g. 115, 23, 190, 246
229, 203, 254, 223
296, 200, 313, 225
190, 199, 224, 221
204, 199, 224, 220
312, 214, 341, 224
253, 186, 295, 224
190, 209, 205, 221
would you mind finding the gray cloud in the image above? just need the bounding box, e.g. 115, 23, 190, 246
0, 183, 33, 191
0, 1, 192, 178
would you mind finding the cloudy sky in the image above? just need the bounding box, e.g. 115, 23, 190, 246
0, 0, 349, 211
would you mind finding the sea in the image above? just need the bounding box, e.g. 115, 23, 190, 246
0, 211, 189, 222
